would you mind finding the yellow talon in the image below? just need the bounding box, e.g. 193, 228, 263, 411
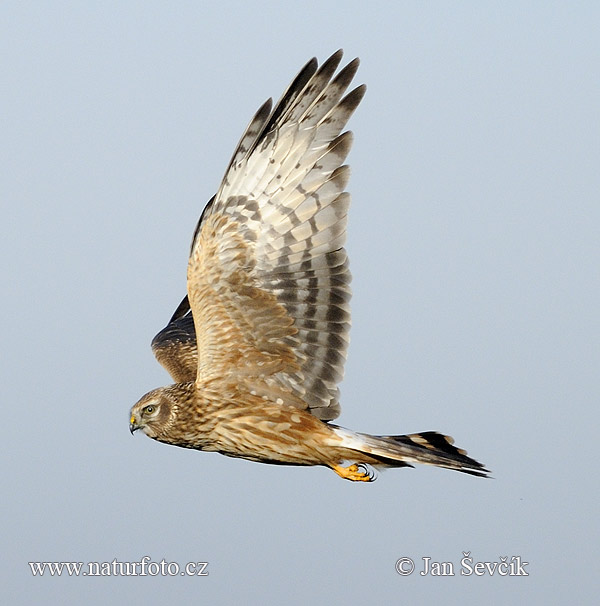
332, 463, 374, 482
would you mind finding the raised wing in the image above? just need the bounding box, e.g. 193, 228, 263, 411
186, 50, 364, 421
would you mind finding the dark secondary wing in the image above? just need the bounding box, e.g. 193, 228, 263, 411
154, 51, 364, 421
151, 295, 197, 383
151, 195, 216, 382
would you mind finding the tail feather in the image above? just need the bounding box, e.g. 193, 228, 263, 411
332, 427, 490, 477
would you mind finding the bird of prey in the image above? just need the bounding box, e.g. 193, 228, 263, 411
129, 50, 489, 482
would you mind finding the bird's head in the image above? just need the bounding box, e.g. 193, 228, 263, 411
129, 387, 176, 439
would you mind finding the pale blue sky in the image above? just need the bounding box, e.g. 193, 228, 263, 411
2, 2, 598, 604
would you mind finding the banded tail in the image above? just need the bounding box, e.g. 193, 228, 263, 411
332, 426, 490, 480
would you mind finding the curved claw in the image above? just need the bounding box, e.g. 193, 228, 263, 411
356, 463, 377, 482
332, 463, 375, 482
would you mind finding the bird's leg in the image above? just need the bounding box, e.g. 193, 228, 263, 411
331, 463, 374, 482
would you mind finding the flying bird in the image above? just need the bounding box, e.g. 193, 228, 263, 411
129, 50, 489, 481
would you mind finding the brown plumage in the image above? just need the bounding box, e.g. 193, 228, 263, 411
129, 51, 489, 481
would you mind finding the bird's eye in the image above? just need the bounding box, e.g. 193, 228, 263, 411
144, 405, 155, 414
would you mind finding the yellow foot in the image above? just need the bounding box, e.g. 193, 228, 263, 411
332, 463, 375, 482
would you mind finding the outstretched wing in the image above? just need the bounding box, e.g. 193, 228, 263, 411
187, 50, 364, 421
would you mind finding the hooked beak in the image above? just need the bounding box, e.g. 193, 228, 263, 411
129, 414, 139, 435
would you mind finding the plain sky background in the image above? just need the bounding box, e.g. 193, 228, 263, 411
2, 2, 598, 604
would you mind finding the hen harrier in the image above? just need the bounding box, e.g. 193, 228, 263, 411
129, 51, 489, 481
